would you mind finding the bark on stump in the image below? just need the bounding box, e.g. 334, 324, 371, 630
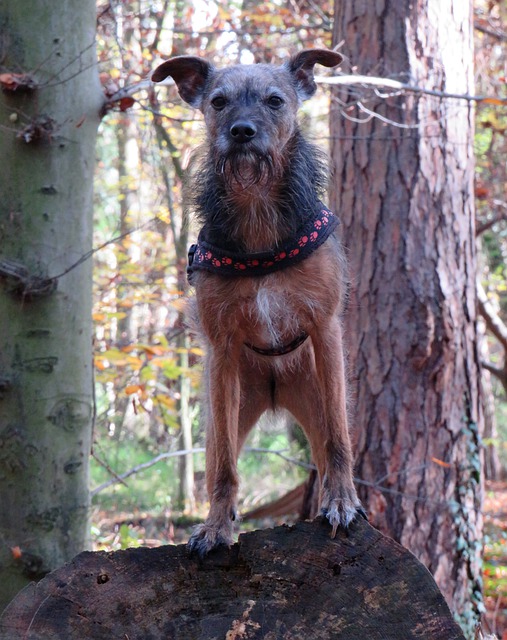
0, 518, 465, 639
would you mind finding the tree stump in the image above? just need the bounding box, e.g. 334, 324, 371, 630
0, 517, 465, 639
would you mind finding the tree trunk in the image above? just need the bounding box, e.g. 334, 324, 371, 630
0, 1, 102, 611
0, 518, 466, 640
331, 0, 482, 632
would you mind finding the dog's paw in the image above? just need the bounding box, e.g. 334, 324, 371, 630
321, 497, 366, 538
187, 522, 233, 558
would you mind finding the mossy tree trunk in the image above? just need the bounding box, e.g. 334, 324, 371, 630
0, 0, 102, 611
331, 0, 481, 633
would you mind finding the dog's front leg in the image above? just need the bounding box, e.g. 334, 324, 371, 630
188, 347, 241, 556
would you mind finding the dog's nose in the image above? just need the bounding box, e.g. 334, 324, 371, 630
230, 121, 257, 143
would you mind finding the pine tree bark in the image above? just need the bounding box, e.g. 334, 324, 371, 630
331, 0, 481, 630
0, 1, 102, 611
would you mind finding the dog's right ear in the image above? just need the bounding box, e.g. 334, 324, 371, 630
152, 56, 212, 109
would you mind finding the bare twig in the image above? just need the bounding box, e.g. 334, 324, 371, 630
477, 282, 507, 351
50, 215, 162, 281
91, 447, 206, 496
476, 202, 507, 236
317, 74, 507, 103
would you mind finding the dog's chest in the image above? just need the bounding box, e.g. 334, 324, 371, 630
194, 244, 342, 349
241, 273, 323, 348
249, 285, 298, 346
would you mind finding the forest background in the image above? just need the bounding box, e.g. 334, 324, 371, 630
0, 0, 506, 638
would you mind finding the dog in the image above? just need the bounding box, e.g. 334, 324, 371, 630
152, 49, 364, 556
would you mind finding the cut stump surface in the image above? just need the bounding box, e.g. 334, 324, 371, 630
0, 517, 465, 639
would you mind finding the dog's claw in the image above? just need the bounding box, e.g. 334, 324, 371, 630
321, 501, 366, 538
356, 506, 368, 521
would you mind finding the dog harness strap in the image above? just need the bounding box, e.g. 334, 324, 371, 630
245, 332, 309, 357
187, 203, 339, 282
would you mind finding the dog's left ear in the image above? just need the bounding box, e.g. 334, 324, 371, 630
287, 49, 343, 101
152, 56, 212, 109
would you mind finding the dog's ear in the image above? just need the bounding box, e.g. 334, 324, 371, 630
287, 49, 342, 101
152, 56, 212, 109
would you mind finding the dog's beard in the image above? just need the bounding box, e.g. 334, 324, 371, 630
214, 147, 283, 191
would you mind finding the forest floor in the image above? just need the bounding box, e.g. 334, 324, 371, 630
92, 480, 507, 639
483, 480, 507, 639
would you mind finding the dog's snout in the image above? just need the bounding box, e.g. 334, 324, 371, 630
230, 121, 257, 143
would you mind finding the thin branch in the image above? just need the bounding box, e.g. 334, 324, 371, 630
481, 360, 506, 382
355, 100, 419, 129
50, 215, 162, 281
474, 20, 507, 41
476, 202, 507, 235
477, 282, 507, 351
317, 74, 507, 104
477, 213, 507, 236
92, 452, 129, 489
106, 78, 154, 104
246, 447, 316, 471
91, 447, 206, 496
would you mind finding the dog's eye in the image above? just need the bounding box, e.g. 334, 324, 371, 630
211, 96, 227, 110
267, 95, 284, 109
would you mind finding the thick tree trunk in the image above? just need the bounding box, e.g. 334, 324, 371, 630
0, 518, 465, 640
0, 1, 102, 611
331, 0, 482, 631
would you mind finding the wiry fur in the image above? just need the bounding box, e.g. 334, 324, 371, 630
192, 132, 329, 252
152, 49, 364, 556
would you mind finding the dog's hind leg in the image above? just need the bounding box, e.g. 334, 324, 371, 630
278, 321, 364, 536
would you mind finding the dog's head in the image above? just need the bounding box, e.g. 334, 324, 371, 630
152, 50, 342, 188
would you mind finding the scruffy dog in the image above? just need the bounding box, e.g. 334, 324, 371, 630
152, 49, 364, 556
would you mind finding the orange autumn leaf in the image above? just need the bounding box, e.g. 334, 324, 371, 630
125, 384, 144, 395
94, 356, 108, 370
431, 457, 452, 468
11, 546, 22, 560
479, 97, 506, 106
143, 345, 166, 356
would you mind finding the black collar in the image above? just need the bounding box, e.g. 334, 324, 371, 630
187, 203, 338, 283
